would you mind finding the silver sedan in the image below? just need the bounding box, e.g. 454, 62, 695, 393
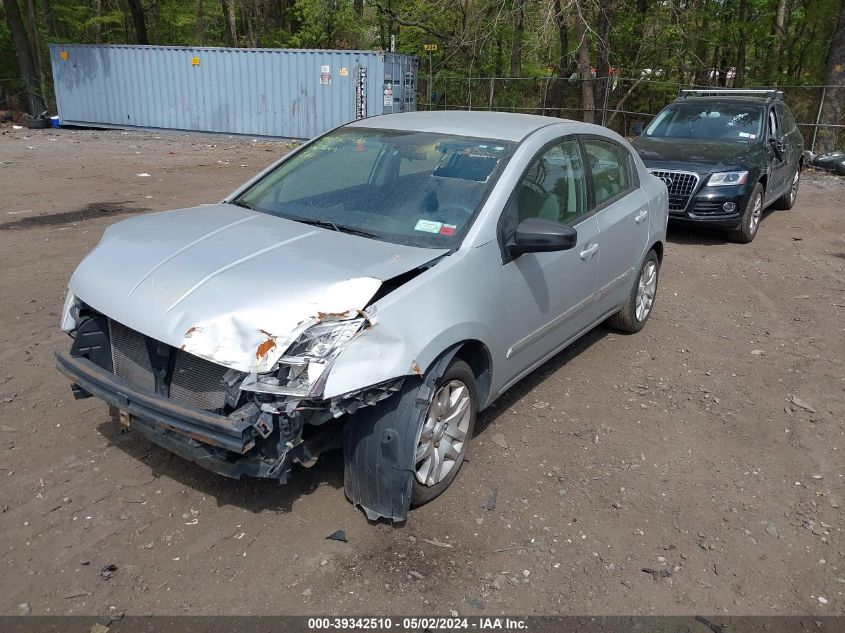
57, 111, 669, 522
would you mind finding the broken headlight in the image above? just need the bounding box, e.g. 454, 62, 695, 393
241, 318, 365, 398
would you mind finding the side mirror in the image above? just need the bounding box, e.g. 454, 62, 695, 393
508, 218, 577, 257
631, 122, 645, 136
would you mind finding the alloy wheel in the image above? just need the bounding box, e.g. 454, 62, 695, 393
414, 380, 472, 486
749, 193, 763, 235
635, 261, 658, 322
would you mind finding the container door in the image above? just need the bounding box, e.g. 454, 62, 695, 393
403, 59, 417, 112
382, 55, 398, 114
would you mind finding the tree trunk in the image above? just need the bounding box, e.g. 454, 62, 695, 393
92, 0, 101, 44
815, 0, 845, 153
494, 30, 503, 78
735, 0, 748, 87
766, 0, 787, 84
575, 0, 594, 122
593, 0, 613, 125
196, 0, 204, 45
221, 0, 238, 46
354, 0, 363, 17
544, 0, 572, 117
42, 0, 57, 38
2, 0, 46, 115
24, 0, 47, 107
509, 0, 525, 77
126, 0, 149, 44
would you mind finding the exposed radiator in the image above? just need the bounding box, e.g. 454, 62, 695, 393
109, 320, 229, 411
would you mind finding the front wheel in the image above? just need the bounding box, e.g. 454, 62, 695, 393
606, 250, 660, 333
727, 183, 764, 243
411, 359, 477, 506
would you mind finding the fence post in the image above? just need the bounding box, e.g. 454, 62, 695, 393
468, 77, 472, 111
601, 76, 610, 127
811, 85, 826, 153
542, 76, 551, 116
488, 77, 494, 111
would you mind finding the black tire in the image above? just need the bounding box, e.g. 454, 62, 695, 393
606, 250, 660, 334
771, 164, 800, 210
727, 183, 765, 243
411, 359, 477, 506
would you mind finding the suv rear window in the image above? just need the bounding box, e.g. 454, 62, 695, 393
645, 102, 764, 141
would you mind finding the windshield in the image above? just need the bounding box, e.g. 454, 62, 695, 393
644, 102, 764, 141
235, 128, 515, 248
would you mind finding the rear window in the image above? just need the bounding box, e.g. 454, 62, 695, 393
645, 102, 764, 141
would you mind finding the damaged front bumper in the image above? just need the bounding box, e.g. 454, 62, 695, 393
56, 349, 405, 483
56, 351, 324, 481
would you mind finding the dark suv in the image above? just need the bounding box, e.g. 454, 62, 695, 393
631, 90, 804, 243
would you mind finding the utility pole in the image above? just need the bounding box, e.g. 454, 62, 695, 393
424, 43, 438, 110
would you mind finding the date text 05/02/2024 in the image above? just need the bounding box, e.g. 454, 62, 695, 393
306, 617, 528, 630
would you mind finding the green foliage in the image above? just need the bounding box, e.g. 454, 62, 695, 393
1, 0, 842, 116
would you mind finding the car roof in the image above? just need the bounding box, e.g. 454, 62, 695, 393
346, 111, 573, 142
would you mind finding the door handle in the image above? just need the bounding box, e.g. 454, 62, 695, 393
579, 243, 599, 260
635, 209, 648, 224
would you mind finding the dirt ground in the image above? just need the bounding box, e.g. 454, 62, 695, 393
0, 126, 843, 618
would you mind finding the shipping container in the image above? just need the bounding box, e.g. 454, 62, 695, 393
49, 44, 417, 139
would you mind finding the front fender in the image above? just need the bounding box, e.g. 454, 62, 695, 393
322, 243, 505, 399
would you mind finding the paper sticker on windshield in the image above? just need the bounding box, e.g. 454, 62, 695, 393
738, 132, 756, 139
439, 224, 457, 236
414, 219, 443, 234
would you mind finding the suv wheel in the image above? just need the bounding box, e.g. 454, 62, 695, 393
727, 183, 764, 243
772, 166, 800, 210
607, 250, 660, 333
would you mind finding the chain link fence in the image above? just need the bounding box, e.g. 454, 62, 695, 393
422, 75, 844, 152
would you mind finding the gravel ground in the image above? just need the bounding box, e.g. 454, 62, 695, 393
0, 126, 843, 618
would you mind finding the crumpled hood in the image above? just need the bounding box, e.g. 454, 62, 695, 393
631, 136, 762, 174
69, 203, 447, 372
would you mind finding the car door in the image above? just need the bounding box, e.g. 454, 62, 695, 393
765, 105, 790, 202
498, 137, 600, 383
776, 102, 803, 173
580, 136, 650, 314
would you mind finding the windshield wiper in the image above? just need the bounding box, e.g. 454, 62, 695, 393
230, 199, 256, 210
295, 218, 379, 239
334, 224, 380, 239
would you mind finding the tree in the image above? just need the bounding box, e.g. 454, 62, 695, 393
220, 0, 237, 46
766, 0, 788, 83
574, 0, 594, 121
734, 0, 748, 87
594, 0, 614, 124
816, 0, 845, 152
2, 0, 46, 115
510, 0, 525, 77
126, 0, 149, 44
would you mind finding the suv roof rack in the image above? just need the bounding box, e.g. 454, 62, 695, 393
678, 89, 783, 100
